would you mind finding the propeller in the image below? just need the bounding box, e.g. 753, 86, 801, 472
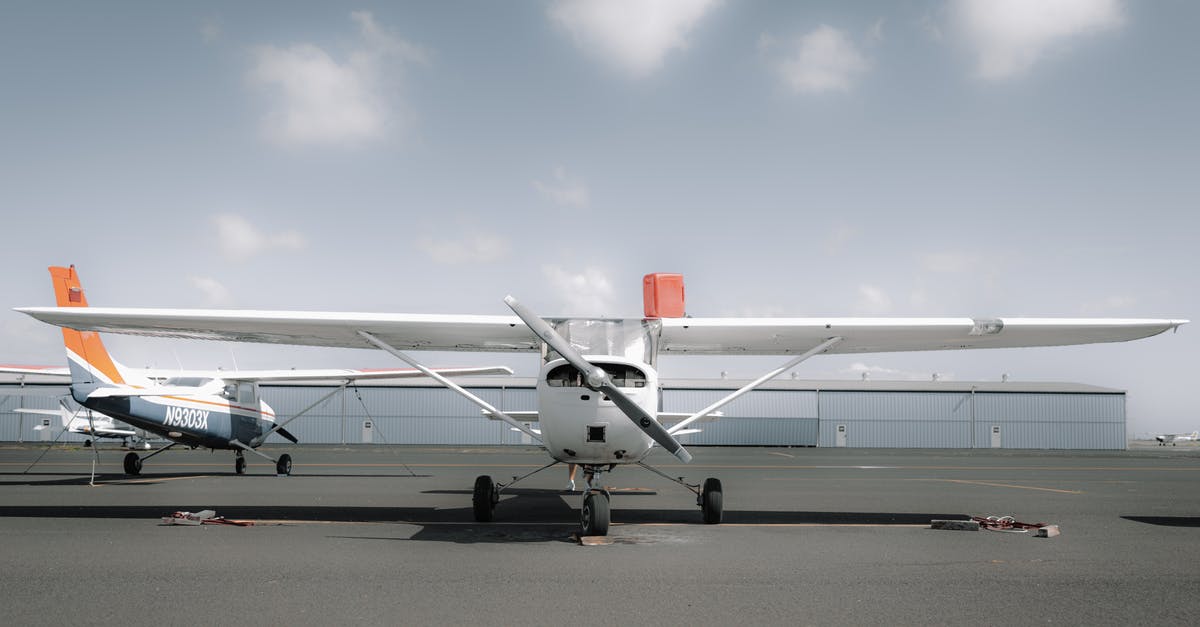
504, 296, 693, 464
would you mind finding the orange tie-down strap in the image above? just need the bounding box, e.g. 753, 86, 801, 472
971, 515, 1047, 532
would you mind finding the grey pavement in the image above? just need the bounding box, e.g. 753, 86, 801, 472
1, 443, 1198, 625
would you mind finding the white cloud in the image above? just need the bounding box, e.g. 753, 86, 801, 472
842, 362, 951, 381
189, 276, 234, 306
772, 25, 871, 93
418, 233, 511, 265
542, 265, 615, 315
950, 0, 1124, 80
1081, 294, 1137, 314
213, 214, 307, 262
823, 224, 859, 255
867, 18, 886, 44
534, 166, 590, 208
548, 0, 721, 78
855, 284, 892, 314
200, 17, 222, 44
248, 12, 426, 146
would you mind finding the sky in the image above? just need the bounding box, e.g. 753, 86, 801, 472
1, 1, 1196, 436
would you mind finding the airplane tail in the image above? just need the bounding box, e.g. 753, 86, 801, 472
49, 266, 143, 389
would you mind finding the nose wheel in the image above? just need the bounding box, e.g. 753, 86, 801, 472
235, 453, 246, 474
275, 453, 292, 476
580, 491, 610, 536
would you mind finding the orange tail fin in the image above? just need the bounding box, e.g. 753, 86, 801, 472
49, 266, 125, 385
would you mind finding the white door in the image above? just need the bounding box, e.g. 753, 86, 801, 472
835, 424, 847, 447
990, 425, 1001, 448
361, 420, 374, 444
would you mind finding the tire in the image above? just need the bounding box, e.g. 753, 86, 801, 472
235, 456, 246, 475
581, 492, 610, 536
473, 475, 495, 522
123, 452, 141, 476
701, 477, 723, 524
275, 454, 292, 476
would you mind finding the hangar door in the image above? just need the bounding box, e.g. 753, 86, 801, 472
664, 389, 819, 446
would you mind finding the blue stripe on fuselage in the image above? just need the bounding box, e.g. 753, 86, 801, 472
83, 396, 255, 450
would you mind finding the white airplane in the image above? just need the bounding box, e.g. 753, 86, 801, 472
17, 270, 1187, 535
14, 399, 146, 447
1, 266, 511, 477
1154, 431, 1198, 446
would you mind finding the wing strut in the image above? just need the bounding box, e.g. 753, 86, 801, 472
356, 331, 542, 443
667, 336, 844, 436
249, 384, 345, 447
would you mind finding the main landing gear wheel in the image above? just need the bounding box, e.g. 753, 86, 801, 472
701, 477, 723, 524
473, 475, 497, 522
123, 452, 142, 476
275, 454, 292, 476
580, 491, 610, 536
235, 456, 246, 475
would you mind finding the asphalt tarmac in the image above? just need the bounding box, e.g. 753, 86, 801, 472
2, 443, 1198, 625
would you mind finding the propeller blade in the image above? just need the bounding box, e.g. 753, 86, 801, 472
503, 296, 692, 463
274, 427, 299, 444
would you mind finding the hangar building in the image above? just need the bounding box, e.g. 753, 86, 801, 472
0, 374, 1127, 450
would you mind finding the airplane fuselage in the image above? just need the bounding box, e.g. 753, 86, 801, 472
538, 356, 658, 465
73, 390, 276, 450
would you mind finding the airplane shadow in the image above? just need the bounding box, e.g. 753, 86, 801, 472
0, 493, 969, 544
1121, 515, 1200, 528
0, 471, 432, 485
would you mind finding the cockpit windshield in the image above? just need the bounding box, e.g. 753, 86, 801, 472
543, 318, 661, 366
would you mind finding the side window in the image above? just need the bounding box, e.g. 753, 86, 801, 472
237, 382, 257, 405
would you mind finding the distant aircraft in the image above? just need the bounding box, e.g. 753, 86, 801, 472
1155, 431, 1199, 446
14, 400, 146, 448
17, 269, 1187, 535
1, 266, 511, 476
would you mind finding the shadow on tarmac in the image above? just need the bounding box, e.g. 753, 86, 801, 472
1121, 516, 1200, 528
0, 472, 431, 485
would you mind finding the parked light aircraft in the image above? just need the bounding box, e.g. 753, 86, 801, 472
17, 269, 1187, 535
3, 267, 511, 476
14, 400, 144, 447
1155, 431, 1199, 446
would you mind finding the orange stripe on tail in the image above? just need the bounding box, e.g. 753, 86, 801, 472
49, 265, 124, 385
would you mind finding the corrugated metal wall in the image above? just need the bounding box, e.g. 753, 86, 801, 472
973, 392, 1125, 449
265, 385, 539, 445
0, 381, 1126, 449
665, 389, 818, 446
818, 391, 973, 448
0, 385, 89, 443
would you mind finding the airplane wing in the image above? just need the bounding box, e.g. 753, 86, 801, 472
212, 366, 513, 383
0, 365, 70, 377
14, 307, 1186, 356
657, 317, 1188, 355
14, 308, 538, 352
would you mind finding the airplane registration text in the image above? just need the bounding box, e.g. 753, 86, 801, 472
164, 406, 209, 430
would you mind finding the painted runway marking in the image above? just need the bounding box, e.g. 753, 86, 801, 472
923, 479, 1083, 495
766, 451, 795, 458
